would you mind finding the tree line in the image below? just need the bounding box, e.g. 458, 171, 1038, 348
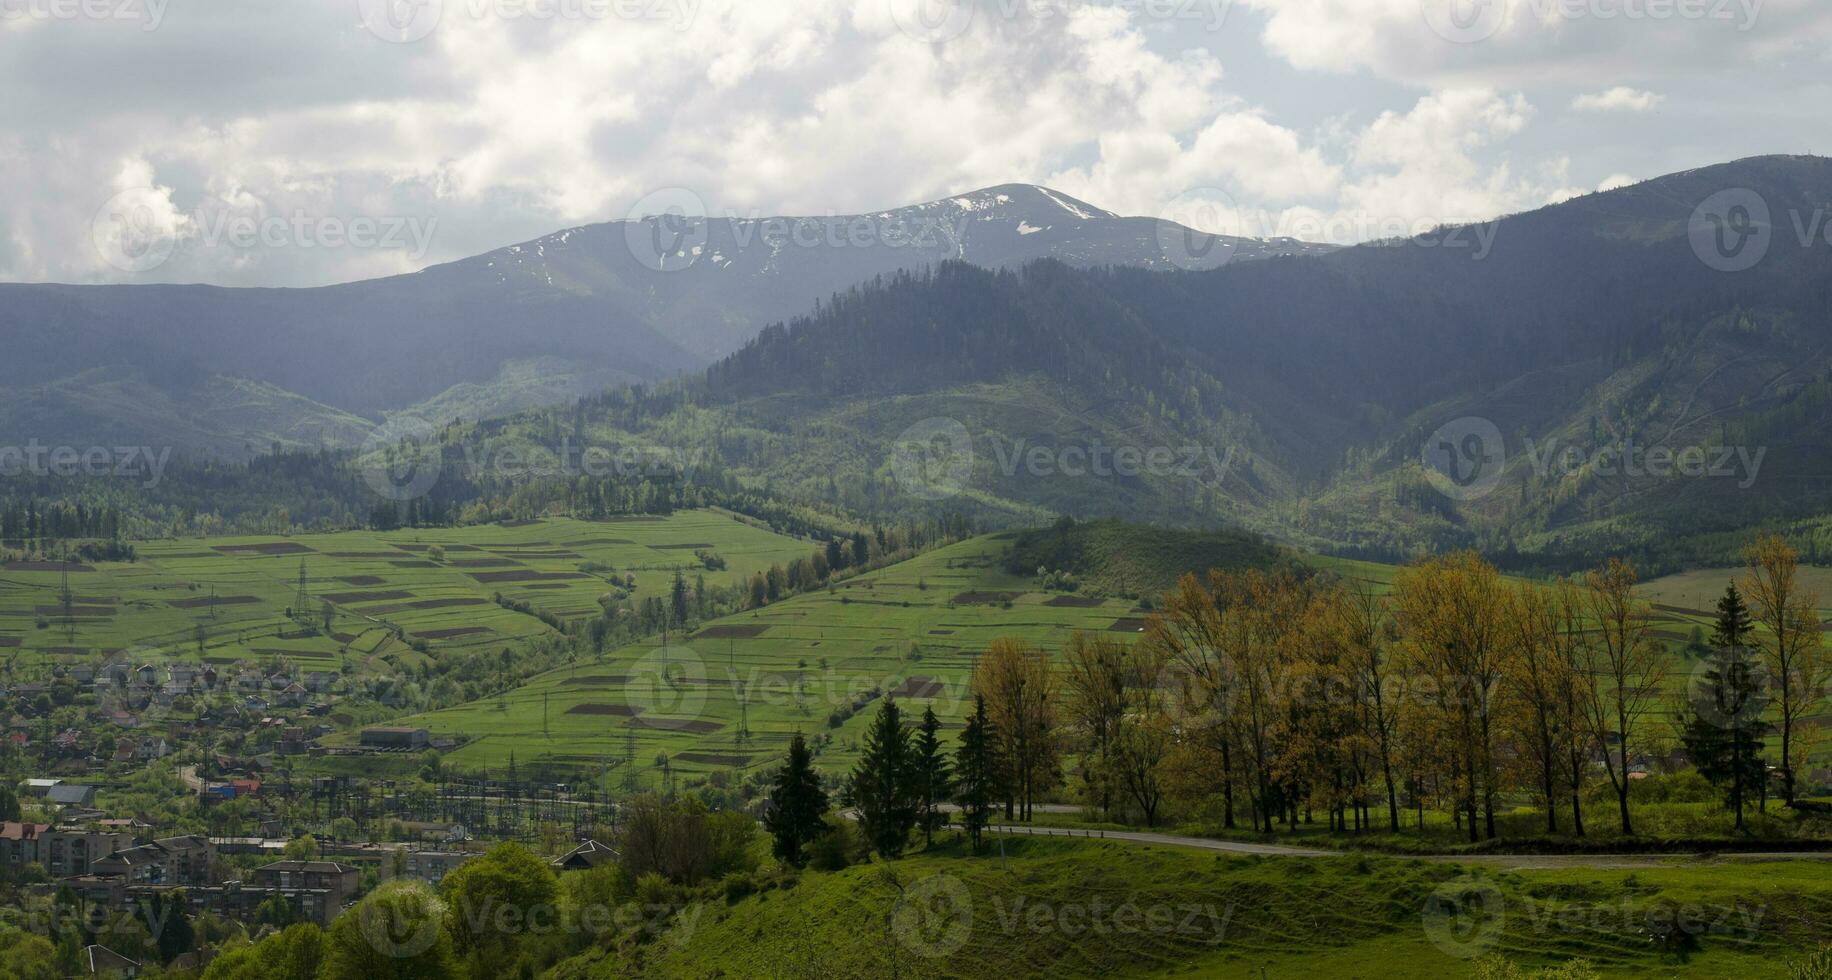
788, 535, 1825, 848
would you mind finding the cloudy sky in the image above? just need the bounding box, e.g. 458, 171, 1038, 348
3, 0, 1829, 286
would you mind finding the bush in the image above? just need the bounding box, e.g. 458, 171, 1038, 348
807, 816, 857, 872
721, 872, 756, 904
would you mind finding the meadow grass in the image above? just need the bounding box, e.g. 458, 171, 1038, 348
550, 835, 1832, 979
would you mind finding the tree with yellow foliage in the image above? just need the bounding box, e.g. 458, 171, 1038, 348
1742, 535, 1826, 805
1392, 552, 1508, 842
1576, 558, 1668, 836
972, 637, 1061, 820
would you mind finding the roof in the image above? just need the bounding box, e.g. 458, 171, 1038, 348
0, 822, 51, 840
552, 839, 617, 869
84, 944, 139, 974
257, 860, 354, 874
48, 785, 96, 804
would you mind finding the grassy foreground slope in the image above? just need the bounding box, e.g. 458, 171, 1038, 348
0, 510, 811, 678
548, 836, 1830, 979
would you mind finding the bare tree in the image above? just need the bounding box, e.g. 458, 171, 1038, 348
1576, 558, 1668, 835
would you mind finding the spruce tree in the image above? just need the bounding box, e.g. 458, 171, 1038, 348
953, 695, 998, 853
764, 733, 829, 866
844, 697, 918, 857
670, 570, 690, 628
913, 706, 953, 847
1679, 583, 1770, 828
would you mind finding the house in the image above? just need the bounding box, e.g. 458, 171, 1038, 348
552, 839, 617, 871
276, 683, 307, 708
91, 835, 214, 887
247, 860, 361, 924
47, 784, 97, 808
0, 822, 51, 867
134, 665, 159, 687
303, 671, 338, 694
137, 737, 171, 761
21, 778, 61, 796
68, 665, 97, 684
82, 944, 139, 977
41, 827, 137, 876
278, 727, 310, 756
360, 727, 429, 751
0, 823, 133, 876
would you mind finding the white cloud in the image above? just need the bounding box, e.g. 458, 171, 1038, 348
0, 0, 1807, 286
1238, 0, 1832, 88
1571, 87, 1663, 112
1598, 173, 1639, 191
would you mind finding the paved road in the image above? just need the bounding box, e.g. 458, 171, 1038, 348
980, 820, 1832, 868
852, 805, 1832, 867
985, 822, 1334, 858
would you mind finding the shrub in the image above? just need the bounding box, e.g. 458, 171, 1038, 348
722, 872, 756, 904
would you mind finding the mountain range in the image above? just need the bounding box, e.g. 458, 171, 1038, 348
538, 154, 1832, 568
0, 184, 1326, 458
8, 154, 1832, 569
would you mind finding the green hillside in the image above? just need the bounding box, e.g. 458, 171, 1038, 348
1001, 518, 1289, 598
371, 532, 1204, 779
0, 510, 812, 679
547, 836, 1832, 979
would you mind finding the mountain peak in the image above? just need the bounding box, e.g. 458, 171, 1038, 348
909, 183, 1119, 222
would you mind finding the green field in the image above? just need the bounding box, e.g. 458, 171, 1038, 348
1643, 565, 1832, 620
0, 510, 812, 678
377, 533, 1158, 779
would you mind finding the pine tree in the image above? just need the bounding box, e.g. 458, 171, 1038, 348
1679, 583, 1770, 828
913, 706, 952, 847
764, 733, 829, 866
844, 697, 918, 857
670, 570, 690, 628
953, 695, 999, 853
